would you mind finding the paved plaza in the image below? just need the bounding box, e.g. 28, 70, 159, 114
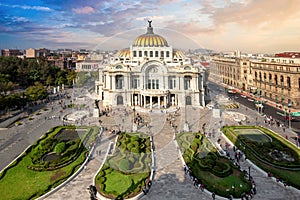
1, 92, 300, 199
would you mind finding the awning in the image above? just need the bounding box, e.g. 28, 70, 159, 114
292, 112, 300, 117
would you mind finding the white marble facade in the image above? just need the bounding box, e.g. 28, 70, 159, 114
95, 21, 206, 110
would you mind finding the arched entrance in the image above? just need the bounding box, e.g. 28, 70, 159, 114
186, 96, 192, 105
117, 95, 123, 105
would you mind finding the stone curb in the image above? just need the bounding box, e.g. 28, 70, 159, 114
95, 133, 155, 200
221, 132, 300, 194
38, 127, 104, 199
173, 132, 230, 200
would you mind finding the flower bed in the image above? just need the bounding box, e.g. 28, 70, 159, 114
95, 132, 152, 199
176, 132, 251, 198
0, 126, 97, 200
222, 126, 300, 189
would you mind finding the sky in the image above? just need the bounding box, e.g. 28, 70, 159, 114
1, 0, 300, 53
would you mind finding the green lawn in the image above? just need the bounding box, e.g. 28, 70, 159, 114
0, 149, 86, 199
95, 132, 152, 199
223, 126, 300, 189
0, 126, 94, 200
176, 132, 251, 198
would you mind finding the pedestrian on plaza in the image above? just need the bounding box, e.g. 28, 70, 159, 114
212, 192, 215, 199
285, 134, 288, 140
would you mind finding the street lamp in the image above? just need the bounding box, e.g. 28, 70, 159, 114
287, 104, 292, 130
248, 165, 251, 180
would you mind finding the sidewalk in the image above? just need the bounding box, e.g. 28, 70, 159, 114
208, 78, 300, 114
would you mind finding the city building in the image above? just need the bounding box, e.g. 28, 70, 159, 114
95, 21, 206, 109
26, 48, 50, 58
209, 53, 300, 109
76, 61, 102, 72
1, 49, 22, 57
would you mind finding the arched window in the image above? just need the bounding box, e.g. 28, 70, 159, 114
184, 76, 192, 89
274, 75, 278, 85
280, 75, 284, 86
269, 73, 272, 83
116, 75, 124, 89
287, 77, 291, 88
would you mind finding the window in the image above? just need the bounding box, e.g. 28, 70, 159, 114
150, 51, 153, 57
280, 75, 284, 86
274, 75, 278, 85
155, 51, 159, 57
298, 78, 300, 89
169, 76, 176, 89
161, 51, 164, 57
166, 51, 170, 57
287, 77, 291, 88
156, 80, 159, 89
116, 75, 124, 89
132, 76, 139, 89
144, 51, 148, 57
139, 51, 142, 57
259, 72, 262, 81
133, 51, 137, 57
269, 73, 272, 83
184, 76, 192, 90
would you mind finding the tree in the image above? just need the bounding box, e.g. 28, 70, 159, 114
54, 142, 66, 155
46, 75, 54, 86
25, 82, 48, 102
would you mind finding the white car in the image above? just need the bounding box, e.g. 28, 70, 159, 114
241, 95, 247, 98
206, 104, 214, 109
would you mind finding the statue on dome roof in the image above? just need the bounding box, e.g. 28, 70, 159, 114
148, 20, 152, 27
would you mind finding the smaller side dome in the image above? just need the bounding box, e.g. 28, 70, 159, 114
117, 48, 130, 58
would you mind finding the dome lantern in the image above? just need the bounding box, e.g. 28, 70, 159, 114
133, 21, 168, 47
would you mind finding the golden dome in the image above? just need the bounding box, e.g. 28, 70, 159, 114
133, 21, 168, 47
117, 48, 130, 58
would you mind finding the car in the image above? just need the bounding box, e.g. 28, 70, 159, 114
241, 95, 247, 98
206, 104, 214, 109
247, 98, 254, 102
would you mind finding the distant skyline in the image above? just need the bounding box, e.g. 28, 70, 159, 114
1, 0, 300, 53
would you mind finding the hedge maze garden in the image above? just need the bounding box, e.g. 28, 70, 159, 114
95, 132, 152, 200
176, 132, 251, 198
0, 126, 98, 200
223, 126, 300, 189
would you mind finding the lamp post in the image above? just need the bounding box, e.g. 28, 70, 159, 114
287, 104, 292, 130
133, 91, 136, 123
248, 165, 251, 180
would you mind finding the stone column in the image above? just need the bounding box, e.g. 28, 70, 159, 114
150, 96, 153, 109
144, 95, 146, 108
134, 95, 138, 106
172, 96, 175, 106
164, 96, 167, 108
158, 96, 161, 109
111, 75, 115, 90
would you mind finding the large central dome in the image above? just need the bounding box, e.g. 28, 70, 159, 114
133, 21, 168, 47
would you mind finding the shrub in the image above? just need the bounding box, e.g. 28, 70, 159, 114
119, 159, 131, 172
54, 142, 66, 155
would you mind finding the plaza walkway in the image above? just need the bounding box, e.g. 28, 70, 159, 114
43, 103, 300, 200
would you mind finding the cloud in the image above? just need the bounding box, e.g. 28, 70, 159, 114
72, 6, 95, 14
0, 3, 53, 11
200, 0, 300, 31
